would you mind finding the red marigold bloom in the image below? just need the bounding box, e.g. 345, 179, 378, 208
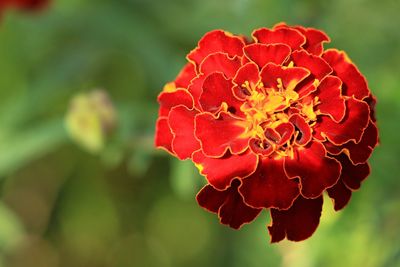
155, 23, 379, 243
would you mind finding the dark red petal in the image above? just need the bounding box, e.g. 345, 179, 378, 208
322, 49, 370, 100
174, 62, 197, 88
158, 89, 194, 117
315, 76, 346, 122
199, 52, 242, 78
289, 113, 312, 146
252, 27, 306, 50
168, 106, 200, 160
243, 43, 291, 69
187, 30, 245, 67
336, 154, 370, 190
314, 98, 370, 145
294, 26, 330, 56
249, 138, 274, 157
284, 141, 341, 198
365, 94, 377, 122
239, 158, 300, 209
268, 195, 323, 242
325, 120, 378, 164
195, 111, 249, 157
196, 184, 229, 213
154, 117, 174, 154
274, 122, 295, 146
260, 63, 310, 91
199, 72, 244, 116
197, 181, 262, 229
291, 50, 333, 81
327, 179, 352, 211
192, 149, 258, 190
187, 75, 206, 110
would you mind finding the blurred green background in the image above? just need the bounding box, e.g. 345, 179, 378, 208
0, 0, 399, 266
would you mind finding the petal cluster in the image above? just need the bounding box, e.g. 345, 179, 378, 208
155, 23, 378, 243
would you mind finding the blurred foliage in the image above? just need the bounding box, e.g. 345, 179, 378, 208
0, 0, 399, 266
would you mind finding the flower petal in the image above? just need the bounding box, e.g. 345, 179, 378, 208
192, 149, 258, 190
336, 154, 370, 190
324, 120, 378, 164
243, 43, 291, 68
294, 26, 330, 56
187, 30, 245, 67
291, 50, 333, 81
314, 98, 370, 145
252, 27, 306, 50
175, 62, 197, 88
154, 117, 174, 154
322, 49, 370, 100
200, 52, 242, 78
260, 63, 310, 91
284, 141, 341, 198
197, 181, 262, 229
168, 106, 200, 160
158, 89, 194, 117
268, 195, 323, 242
199, 72, 244, 116
187, 75, 206, 110
327, 179, 352, 211
233, 62, 261, 100
289, 113, 312, 146
239, 158, 300, 209
195, 111, 249, 157
315, 76, 346, 122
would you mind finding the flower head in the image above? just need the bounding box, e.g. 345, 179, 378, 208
155, 23, 378, 242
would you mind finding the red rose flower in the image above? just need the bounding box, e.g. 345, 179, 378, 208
155, 23, 378, 242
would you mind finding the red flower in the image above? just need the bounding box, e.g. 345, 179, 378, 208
0, 0, 49, 14
155, 23, 378, 243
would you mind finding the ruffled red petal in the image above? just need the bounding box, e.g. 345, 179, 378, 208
233, 62, 261, 88
158, 89, 194, 117
199, 52, 242, 78
291, 50, 333, 81
187, 30, 245, 67
243, 43, 291, 68
192, 149, 258, 190
197, 181, 262, 229
260, 63, 310, 91
336, 154, 370, 190
324, 120, 378, 164
174, 62, 197, 88
294, 26, 330, 56
284, 141, 341, 198
199, 72, 244, 116
323, 49, 370, 100
240, 158, 300, 209
195, 111, 249, 157
289, 113, 312, 146
327, 179, 352, 211
314, 98, 370, 145
252, 27, 306, 50
168, 106, 200, 160
268, 195, 323, 242
314, 76, 346, 122
187, 75, 206, 110
154, 117, 174, 154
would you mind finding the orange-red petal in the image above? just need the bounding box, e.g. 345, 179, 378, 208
174, 62, 197, 88
252, 27, 306, 50
192, 149, 258, 190
154, 117, 174, 154
158, 89, 194, 117
199, 52, 242, 78
268, 195, 323, 242
291, 50, 333, 81
314, 98, 370, 145
239, 158, 300, 209
243, 43, 291, 68
187, 30, 245, 67
284, 141, 341, 198
323, 49, 370, 100
315, 76, 346, 122
168, 106, 200, 160
294, 26, 330, 56
260, 63, 310, 91
195, 111, 249, 157
199, 72, 244, 116
197, 180, 262, 229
